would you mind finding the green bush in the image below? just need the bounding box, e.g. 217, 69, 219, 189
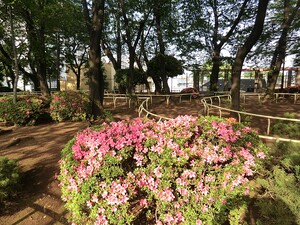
0, 157, 21, 204
58, 116, 268, 224
255, 142, 300, 225
0, 95, 47, 126
271, 113, 300, 139
50, 91, 90, 122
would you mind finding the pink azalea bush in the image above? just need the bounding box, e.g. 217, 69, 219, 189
50, 91, 90, 122
58, 116, 268, 224
0, 95, 46, 125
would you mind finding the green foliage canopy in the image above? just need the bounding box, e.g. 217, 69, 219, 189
115, 68, 148, 91
147, 53, 183, 79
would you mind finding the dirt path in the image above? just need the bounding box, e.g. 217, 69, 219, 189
0, 97, 299, 225
0, 121, 89, 225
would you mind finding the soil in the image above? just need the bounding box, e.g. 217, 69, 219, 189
0, 96, 299, 225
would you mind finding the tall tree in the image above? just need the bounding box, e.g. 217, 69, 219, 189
82, 0, 105, 117
231, 0, 269, 110
102, 0, 122, 71
119, 0, 148, 93
265, 0, 300, 96
153, 0, 168, 93
178, 0, 254, 91
19, 0, 52, 97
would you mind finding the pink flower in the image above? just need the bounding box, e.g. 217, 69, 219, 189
177, 187, 190, 196
175, 211, 185, 223
164, 214, 174, 223
133, 153, 144, 166
157, 187, 175, 202
201, 204, 208, 212
256, 151, 266, 159
153, 167, 162, 178
139, 198, 148, 207
86, 200, 92, 208
196, 219, 203, 225
95, 214, 108, 225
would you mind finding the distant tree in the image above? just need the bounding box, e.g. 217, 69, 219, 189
147, 54, 183, 93
115, 68, 149, 93
62, 11, 89, 90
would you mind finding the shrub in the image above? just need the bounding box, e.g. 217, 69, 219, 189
0, 95, 46, 126
255, 142, 300, 225
50, 91, 90, 122
0, 157, 21, 204
271, 112, 300, 139
58, 116, 268, 225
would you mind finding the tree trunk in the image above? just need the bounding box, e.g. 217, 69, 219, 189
296, 69, 300, 85
210, 49, 221, 91
10, 5, 19, 104
56, 34, 61, 91
116, 12, 122, 70
231, 0, 269, 110
76, 67, 81, 90
152, 76, 162, 93
266, 0, 300, 96
287, 70, 292, 87
193, 69, 200, 91
37, 25, 50, 97
154, 6, 165, 54
223, 69, 229, 91
82, 0, 105, 117
154, 5, 170, 94
127, 47, 135, 93
161, 74, 170, 93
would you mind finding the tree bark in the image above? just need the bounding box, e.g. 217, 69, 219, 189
152, 76, 163, 94
82, 0, 105, 117
10, 5, 19, 104
193, 69, 200, 91
210, 48, 221, 91
76, 67, 81, 90
231, 0, 269, 110
56, 34, 61, 91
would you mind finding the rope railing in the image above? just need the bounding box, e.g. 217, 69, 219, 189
274, 93, 300, 104
201, 94, 300, 143
103, 92, 197, 108
138, 98, 171, 121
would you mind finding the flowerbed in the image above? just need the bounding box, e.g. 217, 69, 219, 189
58, 116, 268, 225
0, 95, 46, 126
50, 91, 89, 122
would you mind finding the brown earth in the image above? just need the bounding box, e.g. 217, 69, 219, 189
0, 96, 299, 225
